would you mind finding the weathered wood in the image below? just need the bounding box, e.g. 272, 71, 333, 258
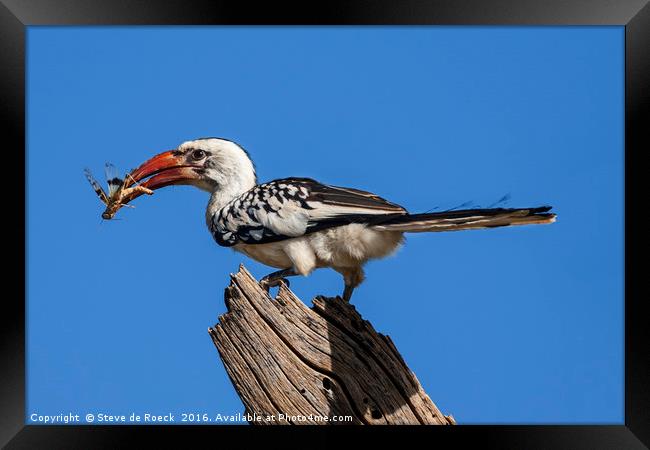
208, 265, 456, 425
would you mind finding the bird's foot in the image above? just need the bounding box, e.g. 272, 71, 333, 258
260, 268, 296, 294
260, 277, 290, 292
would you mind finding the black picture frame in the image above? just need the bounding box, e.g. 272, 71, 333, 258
3, 1, 647, 448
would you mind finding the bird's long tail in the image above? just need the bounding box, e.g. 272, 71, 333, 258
372, 206, 556, 232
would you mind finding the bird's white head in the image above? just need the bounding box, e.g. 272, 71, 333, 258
129, 137, 257, 198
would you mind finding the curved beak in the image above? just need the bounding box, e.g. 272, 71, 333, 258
121, 150, 204, 202
130, 151, 193, 185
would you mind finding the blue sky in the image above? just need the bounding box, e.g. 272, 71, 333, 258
27, 26, 624, 424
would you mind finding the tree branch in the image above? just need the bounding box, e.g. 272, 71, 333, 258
208, 265, 456, 425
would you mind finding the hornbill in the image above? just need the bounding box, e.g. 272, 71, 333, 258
124, 137, 556, 302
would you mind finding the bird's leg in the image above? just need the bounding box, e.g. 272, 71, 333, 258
342, 284, 355, 302
259, 268, 297, 291
336, 267, 364, 303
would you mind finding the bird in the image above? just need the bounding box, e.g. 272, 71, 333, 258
125, 137, 556, 302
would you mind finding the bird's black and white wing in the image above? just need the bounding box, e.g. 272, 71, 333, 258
209, 177, 407, 246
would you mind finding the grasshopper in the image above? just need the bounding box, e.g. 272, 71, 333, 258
84, 163, 153, 220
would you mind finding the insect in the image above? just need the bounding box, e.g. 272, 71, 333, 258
84, 163, 154, 220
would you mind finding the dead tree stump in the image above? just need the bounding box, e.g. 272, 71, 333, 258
208, 265, 455, 425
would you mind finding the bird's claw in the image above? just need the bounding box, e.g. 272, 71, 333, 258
259, 277, 290, 292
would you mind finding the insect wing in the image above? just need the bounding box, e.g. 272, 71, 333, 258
105, 162, 124, 198
84, 168, 110, 205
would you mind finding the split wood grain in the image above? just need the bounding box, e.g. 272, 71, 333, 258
208, 265, 455, 425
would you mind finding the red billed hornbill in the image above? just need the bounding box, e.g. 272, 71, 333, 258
124, 137, 556, 302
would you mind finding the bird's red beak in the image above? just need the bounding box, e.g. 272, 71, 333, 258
122, 150, 204, 202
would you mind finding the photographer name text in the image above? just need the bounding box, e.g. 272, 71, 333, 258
29, 412, 352, 424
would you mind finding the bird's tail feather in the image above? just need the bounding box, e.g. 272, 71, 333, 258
372, 206, 556, 232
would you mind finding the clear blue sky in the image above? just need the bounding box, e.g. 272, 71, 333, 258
27, 26, 624, 424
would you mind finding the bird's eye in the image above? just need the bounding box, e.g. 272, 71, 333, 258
191, 149, 206, 160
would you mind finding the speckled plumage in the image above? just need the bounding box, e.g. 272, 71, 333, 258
208, 177, 406, 247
